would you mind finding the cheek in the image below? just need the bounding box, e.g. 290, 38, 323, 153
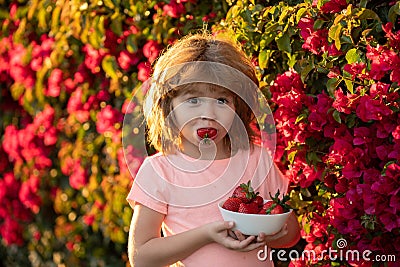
218, 109, 236, 129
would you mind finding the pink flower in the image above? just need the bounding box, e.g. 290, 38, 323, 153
343, 62, 367, 80
356, 95, 392, 122
69, 160, 87, 190
82, 44, 106, 74
19, 175, 42, 214
137, 61, 151, 82
67, 87, 90, 123
118, 51, 140, 70
143, 40, 162, 63
308, 111, 326, 131
3, 125, 22, 162
366, 45, 399, 81
320, 0, 347, 14
0, 217, 24, 246
393, 125, 400, 140
96, 105, 123, 134
83, 214, 95, 226
46, 68, 63, 97
163, 0, 186, 18
382, 22, 400, 50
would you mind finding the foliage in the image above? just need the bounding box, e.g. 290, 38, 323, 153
0, 0, 226, 266
0, 0, 399, 266
219, 0, 400, 265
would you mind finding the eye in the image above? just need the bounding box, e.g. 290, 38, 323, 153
217, 98, 229, 104
186, 97, 200, 104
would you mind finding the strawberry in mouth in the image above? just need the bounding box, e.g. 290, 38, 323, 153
197, 128, 217, 141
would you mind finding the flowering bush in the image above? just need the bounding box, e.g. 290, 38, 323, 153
0, 0, 226, 265
0, 0, 399, 266
220, 0, 399, 265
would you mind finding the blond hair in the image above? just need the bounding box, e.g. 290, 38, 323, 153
143, 32, 260, 154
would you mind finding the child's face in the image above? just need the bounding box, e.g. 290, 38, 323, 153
171, 84, 236, 157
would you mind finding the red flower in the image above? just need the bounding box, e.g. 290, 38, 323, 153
343, 62, 367, 80
82, 44, 106, 74
118, 51, 140, 70
0, 217, 24, 246
320, 0, 347, 14
162, 0, 186, 18
69, 160, 87, 190
19, 175, 42, 214
143, 40, 162, 63
83, 214, 95, 226
96, 105, 123, 134
356, 95, 392, 122
137, 61, 151, 82
46, 68, 63, 97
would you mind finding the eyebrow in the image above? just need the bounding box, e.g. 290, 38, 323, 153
175, 84, 233, 97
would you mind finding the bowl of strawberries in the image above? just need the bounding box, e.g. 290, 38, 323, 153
218, 181, 292, 236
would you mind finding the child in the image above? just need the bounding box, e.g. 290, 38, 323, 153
126, 32, 301, 267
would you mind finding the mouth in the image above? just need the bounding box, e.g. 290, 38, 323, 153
197, 128, 218, 140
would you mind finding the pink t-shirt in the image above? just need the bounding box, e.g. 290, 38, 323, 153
127, 145, 288, 267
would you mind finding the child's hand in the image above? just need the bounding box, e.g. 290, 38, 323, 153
257, 223, 289, 244
205, 221, 265, 252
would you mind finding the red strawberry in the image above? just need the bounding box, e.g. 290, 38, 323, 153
222, 197, 243, 212
261, 201, 284, 214
260, 190, 291, 215
232, 180, 257, 203
238, 202, 259, 214
253, 195, 264, 207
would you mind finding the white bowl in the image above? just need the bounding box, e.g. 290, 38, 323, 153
218, 200, 292, 235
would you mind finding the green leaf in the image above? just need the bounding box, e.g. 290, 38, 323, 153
260, 32, 275, 50
258, 49, 270, 69
295, 113, 307, 124
102, 55, 118, 80
356, 8, 381, 22
288, 151, 297, 164
300, 63, 314, 83
388, 2, 400, 24
326, 77, 340, 96
344, 79, 354, 94
345, 48, 361, 64
332, 110, 342, 124
126, 35, 138, 53
296, 7, 307, 23
328, 24, 343, 50
276, 32, 291, 53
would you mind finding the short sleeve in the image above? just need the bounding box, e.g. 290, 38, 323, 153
126, 157, 168, 215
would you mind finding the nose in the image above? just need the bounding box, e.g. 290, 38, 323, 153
200, 100, 217, 120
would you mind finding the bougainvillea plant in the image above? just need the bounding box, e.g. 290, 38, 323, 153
221, 0, 399, 266
0, 0, 399, 266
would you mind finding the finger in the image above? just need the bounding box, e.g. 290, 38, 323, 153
257, 232, 266, 243
234, 235, 256, 249
228, 230, 238, 240
215, 221, 234, 232
233, 230, 246, 241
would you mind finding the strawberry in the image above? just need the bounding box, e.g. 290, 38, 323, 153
238, 202, 259, 214
253, 195, 264, 207
260, 190, 291, 215
197, 128, 217, 139
222, 197, 242, 212
232, 180, 257, 203
261, 201, 284, 214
